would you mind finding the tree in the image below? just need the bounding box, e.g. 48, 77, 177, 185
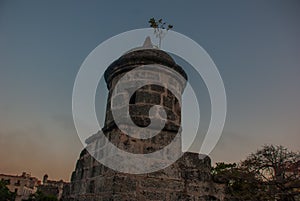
212, 145, 300, 201
242, 145, 300, 201
0, 180, 16, 201
148, 18, 173, 48
22, 191, 58, 201
212, 162, 268, 201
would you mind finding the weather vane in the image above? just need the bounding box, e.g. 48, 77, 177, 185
148, 18, 173, 48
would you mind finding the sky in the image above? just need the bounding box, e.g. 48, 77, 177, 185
0, 1, 299, 181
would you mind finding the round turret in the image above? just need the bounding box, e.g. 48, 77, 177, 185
103, 38, 187, 133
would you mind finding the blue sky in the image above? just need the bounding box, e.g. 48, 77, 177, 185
0, 1, 299, 180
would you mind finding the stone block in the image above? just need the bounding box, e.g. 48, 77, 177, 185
141, 190, 166, 200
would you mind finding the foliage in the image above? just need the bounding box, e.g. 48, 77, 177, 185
211, 162, 237, 175
148, 18, 173, 30
242, 145, 300, 201
148, 18, 173, 48
22, 190, 58, 201
212, 162, 267, 201
0, 180, 16, 201
213, 145, 300, 201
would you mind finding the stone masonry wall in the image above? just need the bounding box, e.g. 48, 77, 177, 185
62, 146, 224, 201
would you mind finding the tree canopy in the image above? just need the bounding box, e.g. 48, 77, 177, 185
22, 190, 58, 201
0, 180, 16, 201
213, 145, 300, 201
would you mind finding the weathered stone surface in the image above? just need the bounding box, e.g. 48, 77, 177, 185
62, 150, 224, 201
141, 190, 166, 200
151, 84, 165, 93
135, 90, 161, 105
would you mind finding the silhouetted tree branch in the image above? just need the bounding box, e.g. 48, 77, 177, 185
148, 17, 173, 48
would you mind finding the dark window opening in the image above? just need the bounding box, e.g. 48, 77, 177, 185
88, 180, 95, 193
15, 180, 20, 186
129, 92, 137, 104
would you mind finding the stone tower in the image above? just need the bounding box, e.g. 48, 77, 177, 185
62, 38, 224, 201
